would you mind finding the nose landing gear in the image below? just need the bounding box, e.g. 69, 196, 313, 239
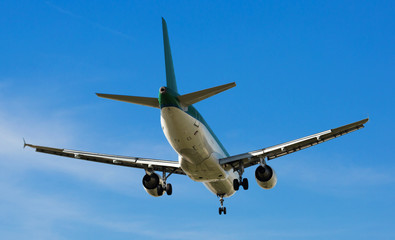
218, 195, 227, 215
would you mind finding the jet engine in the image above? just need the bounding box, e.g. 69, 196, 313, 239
142, 172, 164, 197
255, 165, 277, 189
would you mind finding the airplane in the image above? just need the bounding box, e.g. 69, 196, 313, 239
25, 18, 369, 215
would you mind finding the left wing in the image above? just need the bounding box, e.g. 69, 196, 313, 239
24, 143, 185, 175
219, 118, 368, 169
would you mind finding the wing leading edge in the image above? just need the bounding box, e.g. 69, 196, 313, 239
219, 118, 369, 169
24, 143, 185, 175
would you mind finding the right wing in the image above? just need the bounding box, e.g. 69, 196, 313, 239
220, 118, 369, 169
24, 143, 185, 175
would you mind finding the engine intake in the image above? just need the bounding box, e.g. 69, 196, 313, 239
142, 173, 164, 197
255, 165, 277, 189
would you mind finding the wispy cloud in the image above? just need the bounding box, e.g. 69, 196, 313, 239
0, 92, 145, 196
45, 1, 133, 40
275, 153, 394, 196
0, 174, 232, 240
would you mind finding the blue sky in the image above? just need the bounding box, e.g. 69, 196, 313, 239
0, 1, 394, 239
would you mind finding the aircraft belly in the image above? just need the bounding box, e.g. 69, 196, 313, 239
161, 107, 226, 179
203, 177, 237, 198
161, 107, 237, 197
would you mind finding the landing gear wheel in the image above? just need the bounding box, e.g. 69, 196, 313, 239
218, 207, 227, 215
233, 179, 240, 191
242, 178, 249, 190
166, 183, 173, 195
157, 184, 164, 195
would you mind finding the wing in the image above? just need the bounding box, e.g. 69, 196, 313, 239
219, 118, 369, 169
24, 143, 185, 175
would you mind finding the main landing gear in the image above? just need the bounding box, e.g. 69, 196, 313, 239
158, 168, 175, 196
233, 178, 248, 191
218, 195, 227, 215
157, 182, 172, 196
233, 163, 249, 191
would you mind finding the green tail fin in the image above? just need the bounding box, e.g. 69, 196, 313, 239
162, 18, 178, 93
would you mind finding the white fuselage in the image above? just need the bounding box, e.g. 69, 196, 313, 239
161, 106, 238, 197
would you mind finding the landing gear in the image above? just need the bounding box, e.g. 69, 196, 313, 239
152, 168, 175, 196
218, 195, 227, 215
233, 178, 248, 191
233, 162, 249, 191
219, 206, 227, 215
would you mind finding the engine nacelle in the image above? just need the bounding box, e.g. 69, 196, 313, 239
142, 173, 164, 197
255, 165, 277, 189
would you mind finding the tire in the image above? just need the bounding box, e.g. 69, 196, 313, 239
157, 184, 164, 195
166, 183, 173, 195
242, 178, 249, 190
223, 207, 227, 215
233, 179, 240, 191
219, 207, 222, 215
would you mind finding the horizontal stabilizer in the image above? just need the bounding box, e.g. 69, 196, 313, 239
96, 93, 159, 108
178, 82, 236, 106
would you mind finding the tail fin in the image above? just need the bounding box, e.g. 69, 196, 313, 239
162, 18, 178, 93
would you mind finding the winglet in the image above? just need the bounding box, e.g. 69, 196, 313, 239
23, 138, 34, 149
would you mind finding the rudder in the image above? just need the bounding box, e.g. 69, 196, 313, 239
162, 18, 178, 93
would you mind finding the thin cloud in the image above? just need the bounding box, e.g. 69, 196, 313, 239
45, 1, 133, 40
276, 154, 394, 196
0, 177, 232, 240
0, 94, 143, 196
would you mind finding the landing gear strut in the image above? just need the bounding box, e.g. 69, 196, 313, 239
233, 162, 249, 191
155, 168, 175, 196
218, 195, 227, 215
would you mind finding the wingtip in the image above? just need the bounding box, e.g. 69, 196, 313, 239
23, 138, 29, 149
